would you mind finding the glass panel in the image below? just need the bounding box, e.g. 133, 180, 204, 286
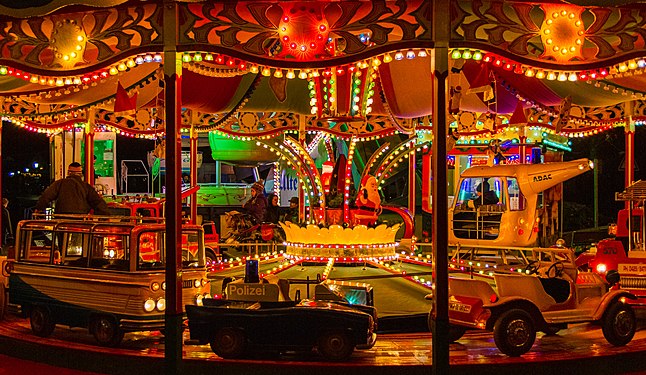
90, 234, 129, 270
454, 178, 504, 210
182, 230, 204, 268
138, 231, 164, 270
508, 177, 526, 211
65, 232, 84, 257
21, 230, 53, 263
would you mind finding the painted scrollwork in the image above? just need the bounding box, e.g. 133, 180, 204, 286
181, 0, 429, 63
0, 3, 161, 70
453, 1, 646, 67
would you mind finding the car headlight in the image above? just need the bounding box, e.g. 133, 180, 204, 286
596, 263, 607, 274
151, 282, 160, 291
144, 298, 156, 312
194, 279, 202, 288
161, 281, 166, 290
196, 294, 204, 306
156, 298, 166, 311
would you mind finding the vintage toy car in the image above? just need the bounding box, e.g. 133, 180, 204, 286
186, 298, 376, 361
429, 247, 637, 356
6, 216, 210, 347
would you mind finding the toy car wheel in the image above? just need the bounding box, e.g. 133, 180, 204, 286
429, 317, 466, 343
602, 302, 636, 346
493, 309, 536, 357
205, 248, 219, 265
91, 316, 124, 347
542, 324, 564, 336
30, 306, 55, 337
210, 327, 246, 359
447, 325, 467, 342
317, 330, 355, 361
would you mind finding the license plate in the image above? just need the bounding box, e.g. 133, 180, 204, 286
449, 301, 472, 313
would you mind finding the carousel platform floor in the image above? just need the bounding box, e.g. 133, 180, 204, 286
2, 313, 646, 375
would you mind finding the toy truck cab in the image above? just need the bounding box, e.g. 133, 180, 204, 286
450, 159, 593, 248
434, 246, 636, 356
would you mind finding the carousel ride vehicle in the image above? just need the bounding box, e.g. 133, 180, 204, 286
428, 246, 637, 356
448, 158, 594, 270
186, 297, 376, 361
186, 266, 377, 361
2, 214, 211, 347
576, 180, 646, 307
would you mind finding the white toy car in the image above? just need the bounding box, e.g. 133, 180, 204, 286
428, 247, 637, 356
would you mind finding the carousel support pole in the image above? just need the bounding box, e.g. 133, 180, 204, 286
625, 115, 635, 209
0, 119, 3, 241
84, 109, 95, 185
190, 125, 198, 224
162, 2, 183, 374
298, 114, 306, 222
408, 130, 416, 219
61, 130, 67, 174
72, 125, 77, 162
519, 126, 527, 164
431, 0, 451, 374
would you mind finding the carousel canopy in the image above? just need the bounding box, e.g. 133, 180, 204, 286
0, 0, 644, 141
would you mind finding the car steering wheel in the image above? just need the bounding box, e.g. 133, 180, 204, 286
524, 260, 540, 275
546, 261, 564, 279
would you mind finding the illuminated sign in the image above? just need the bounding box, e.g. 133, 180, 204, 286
226, 283, 279, 302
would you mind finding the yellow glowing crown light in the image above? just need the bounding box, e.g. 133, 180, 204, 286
280, 222, 401, 259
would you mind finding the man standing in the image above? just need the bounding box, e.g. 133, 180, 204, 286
35, 162, 111, 215
2, 198, 12, 246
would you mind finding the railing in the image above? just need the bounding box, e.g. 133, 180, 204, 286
30, 212, 164, 224
218, 241, 283, 257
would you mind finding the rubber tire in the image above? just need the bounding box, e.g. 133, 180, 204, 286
30, 306, 55, 337
602, 302, 636, 346
493, 309, 536, 357
542, 324, 562, 336
317, 331, 355, 361
91, 316, 124, 347
0, 283, 6, 320
205, 249, 218, 265
210, 328, 246, 359
429, 316, 467, 343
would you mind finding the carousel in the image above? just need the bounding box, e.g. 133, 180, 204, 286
0, 0, 646, 372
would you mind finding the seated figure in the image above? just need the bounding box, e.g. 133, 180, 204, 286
353, 175, 382, 226
472, 180, 498, 209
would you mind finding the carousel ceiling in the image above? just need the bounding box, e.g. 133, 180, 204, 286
0, 0, 645, 141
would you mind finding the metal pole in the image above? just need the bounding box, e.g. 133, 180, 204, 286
84, 110, 95, 184
408, 135, 416, 219
190, 126, 198, 224
593, 158, 598, 228
431, 0, 451, 373
625, 116, 635, 209
162, 2, 183, 374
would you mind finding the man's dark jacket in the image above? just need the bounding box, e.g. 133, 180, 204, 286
36, 175, 110, 215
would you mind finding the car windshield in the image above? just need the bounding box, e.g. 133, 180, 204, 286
137, 229, 205, 270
